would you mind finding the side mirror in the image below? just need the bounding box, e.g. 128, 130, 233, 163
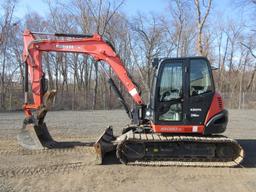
210, 63, 219, 70
152, 58, 159, 68
211, 66, 218, 70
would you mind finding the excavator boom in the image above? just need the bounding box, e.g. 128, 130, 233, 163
18, 29, 144, 150
22, 29, 144, 113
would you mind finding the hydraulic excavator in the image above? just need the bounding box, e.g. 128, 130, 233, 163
17, 29, 244, 167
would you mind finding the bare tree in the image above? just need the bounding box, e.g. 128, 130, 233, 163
131, 13, 164, 93
166, 0, 196, 57
0, 0, 256, 111
240, 40, 256, 91
0, 0, 17, 110
194, 0, 212, 56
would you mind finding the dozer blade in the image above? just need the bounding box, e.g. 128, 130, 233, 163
17, 123, 55, 150
94, 127, 117, 165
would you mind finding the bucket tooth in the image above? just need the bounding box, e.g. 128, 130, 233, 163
17, 122, 55, 150
94, 127, 116, 165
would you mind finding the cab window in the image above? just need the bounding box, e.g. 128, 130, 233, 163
190, 59, 213, 96
158, 62, 183, 121
159, 63, 183, 102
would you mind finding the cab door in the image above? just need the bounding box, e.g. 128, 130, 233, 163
186, 58, 215, 125
152, 59, 187, 126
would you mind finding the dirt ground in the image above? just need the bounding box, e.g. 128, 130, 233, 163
0, 109, 255, 192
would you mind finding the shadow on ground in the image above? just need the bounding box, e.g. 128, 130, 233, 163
103, 151, 121, 165
17, 124, 95, 149
46, 140, 95, 148
237, 139, 256, 168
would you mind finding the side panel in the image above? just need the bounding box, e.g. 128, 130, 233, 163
152, 124, 204, 133
204, 92, 224, 123
203, 92, 228, 134
186, 92, 213, 125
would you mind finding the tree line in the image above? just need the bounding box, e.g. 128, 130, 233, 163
0, 0, 256, 111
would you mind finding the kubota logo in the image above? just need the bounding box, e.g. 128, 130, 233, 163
56, 45, 76, 49
160, 127, 181, 131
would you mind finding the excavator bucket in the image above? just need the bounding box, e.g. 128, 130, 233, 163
17, 122, 55, 150
17, 90, 57, 150
94, 127, 117, 164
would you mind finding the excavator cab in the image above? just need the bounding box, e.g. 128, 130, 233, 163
148, 57, 227, 134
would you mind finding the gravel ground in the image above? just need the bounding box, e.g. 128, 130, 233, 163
0, 109, 255, 192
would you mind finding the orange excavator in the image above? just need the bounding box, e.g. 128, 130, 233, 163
17, 29, 244, 167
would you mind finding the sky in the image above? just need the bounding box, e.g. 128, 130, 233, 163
13, 0, 241, 20
14, 0, 168, 18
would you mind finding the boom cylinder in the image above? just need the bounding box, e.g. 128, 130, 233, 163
24, 62, 28, 103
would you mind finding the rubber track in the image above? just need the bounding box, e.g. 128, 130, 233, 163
116, 132, 244, 167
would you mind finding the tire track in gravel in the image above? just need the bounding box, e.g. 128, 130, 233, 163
0, 179, 15, 192
0, 162, 91, 178
0, 140, 97, 178
0, 135, 97, 154
0, 133, 100, 178
176, 168, 253, 179
0, 146, 95, 156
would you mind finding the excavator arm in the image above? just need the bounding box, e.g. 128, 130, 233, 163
22, 29, 144, 118
17, 29, 145, 150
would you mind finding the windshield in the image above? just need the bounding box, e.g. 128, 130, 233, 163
158, 62, 183, 102
190, 59, 213, 96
